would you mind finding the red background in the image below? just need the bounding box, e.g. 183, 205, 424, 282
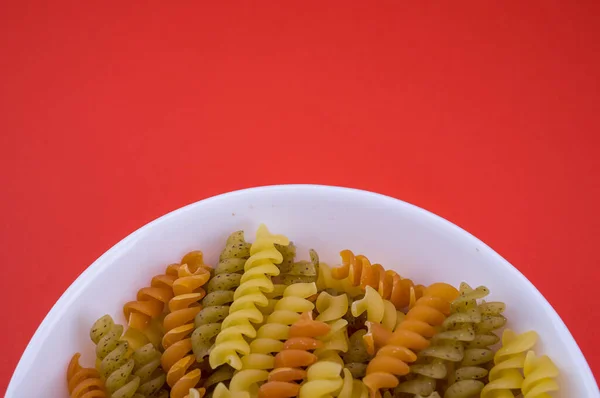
1, 1, 599, 392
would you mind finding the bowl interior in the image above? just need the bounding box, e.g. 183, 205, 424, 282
7, 185, 597, 397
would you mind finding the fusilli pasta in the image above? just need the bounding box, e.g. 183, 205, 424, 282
480, 329, 538, 398
394, 283, 491, 397
331, 250, 425, 310
228, 283, 317, 395
67, 353, 107, 398
298, 360, 343, 398
192, 231, 250, 362
443, 284, 506, 398
362, 283, 459, 397
351, 286, 398, 331
522, 351, 559, 398
65, 225, 563, 398
132, 343, 168, 397
258, 311, 331, 398
314, 291, 350, 363
209, 224, 289, 370
123, 264, 179, 331
162, 258, 211, 398
191, 232, 251, 395
90, 315, 141, 398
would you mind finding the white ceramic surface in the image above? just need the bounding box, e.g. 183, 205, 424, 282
7, 185, 598, 397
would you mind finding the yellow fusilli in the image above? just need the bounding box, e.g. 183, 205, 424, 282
522, 351, 559, 398
299, 361, 343, 398
480, 329, 538, 398
351, 286, 398, 332
209, 224, 289, 370
228, 283, 317, 395
314, 291, 350, 363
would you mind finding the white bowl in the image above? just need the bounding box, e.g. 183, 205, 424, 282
7, 185, 598, 397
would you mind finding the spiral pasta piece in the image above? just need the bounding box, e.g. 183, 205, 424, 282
123, 264, 180, 331
209, 224, 289, 370
162, 256, 211, 398
299, 360, 344, 398
67, 225, 568, 398
90, 315, 141, 398
67, 353, 107, 398
258, 311, 331, 398
521, 351, 559, 398
132, 343, 168, 397
331, 250, 425, 311
227, 283, 317, 395
192, 231, 250, 363
192, 232, 250, 396
480, 329, 539, 398
351, 286, 398, 331
362, 283, 459, 398
443, 284, 507, 398
394, 283, 487, 397
314, 291, 350, 362
463, 299, 506, 352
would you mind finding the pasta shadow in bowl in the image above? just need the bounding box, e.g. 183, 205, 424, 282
6, 185, 598, 397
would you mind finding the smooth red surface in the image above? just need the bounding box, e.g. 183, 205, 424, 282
1, 1, 599, 392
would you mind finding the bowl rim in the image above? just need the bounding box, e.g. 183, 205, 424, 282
6, 184, 598, 395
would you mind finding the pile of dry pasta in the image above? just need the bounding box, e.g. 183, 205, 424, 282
67, 224, 559, 398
